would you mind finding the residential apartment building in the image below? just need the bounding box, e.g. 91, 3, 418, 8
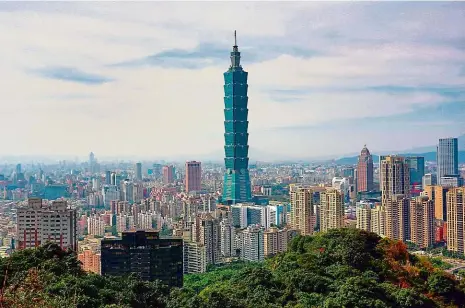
16, 198, 77, 251
289, 185, 315, 235
263, 227, 299, 257
320, 189, 344, 232
409, 196, 434, 249
447, 187, 465, 254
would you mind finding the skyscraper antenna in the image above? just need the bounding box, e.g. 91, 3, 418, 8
234, 30, 237, 47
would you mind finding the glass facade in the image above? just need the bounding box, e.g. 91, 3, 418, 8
222, 35, 252, 204
405, 156, 425, 185
101, 231, 183, 287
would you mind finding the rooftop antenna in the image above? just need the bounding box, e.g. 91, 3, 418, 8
234, 30, 237, 47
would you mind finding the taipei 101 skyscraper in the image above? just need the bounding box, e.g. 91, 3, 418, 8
222, 31, 252, 205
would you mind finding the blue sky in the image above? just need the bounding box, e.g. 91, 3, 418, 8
0, 2, 464, 161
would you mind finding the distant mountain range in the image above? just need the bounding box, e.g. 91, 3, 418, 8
334, 151, 465, 165
333, 134, 465, 165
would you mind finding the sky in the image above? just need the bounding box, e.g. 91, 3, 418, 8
0, 2, 464, 161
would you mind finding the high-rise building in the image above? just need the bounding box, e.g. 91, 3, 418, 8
16, 198, 77, 250
220, 217, 236, 258
380, 155, 410, 202
101, 230, 183, 287
320, 189, 345, 232
185, 161, 202, 193
405, 156, 425, 187
356, 201, 373, 232
385, 195, 410, 242
238, 225, 264, 262
135, 162, 142, 181
437, 138, 459, 185
192, 214, 221, 265
163, 165, 175, 184
183, 242, 207, 274
409, 196, 434, 249
422, 173, 437, 188
356, 145, 374, 192
105, 171, 112, 185
222, 32, 252, 205
423, 185, 450, 221
102, 185, 119, 208
446, 187, 465, 254
289, 186, 315, 236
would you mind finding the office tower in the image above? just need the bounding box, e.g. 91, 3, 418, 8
105, 171, 111, 185
230, 203, 270, 229
320, 189, 345, 232
342, 167, 355, 178
89, 152, 95, 173
101, 230, 183, 287
422, 173, 437, 188
183, 242, 207, 274
405, 156, 425, 186
356, 145, 374, 192
423, 185, 449, 221
15, 163, 21, 174
410, 196, 434, 249
238, 225, 264, 262
78, 249, 101, 274
16, 198, 77, 250
440, 175, 462, 188
220, 217, 236, 258
385, 195, 410, 242
185, 161, 202, 192
437, 138, 459, 185
92, 177, 101, 191
289, 186, 315, 236
135, 162, 142, 181
332, 177, 350, 202
222, 32, 252, 205
121, 180, 134, 203
110, 172, 116, 186
446, 187, 465, 254
263, 227, 298, 257
163, 165, 175, 184
380, 155, 410, 202
102, 185, 119, 208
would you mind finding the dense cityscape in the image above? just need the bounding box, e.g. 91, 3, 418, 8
1, 2, 465, 307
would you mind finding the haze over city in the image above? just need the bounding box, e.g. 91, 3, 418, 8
1, 2, 464, 161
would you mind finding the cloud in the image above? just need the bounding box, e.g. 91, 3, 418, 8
30, 66, 113, 85
0, 2, 464, 160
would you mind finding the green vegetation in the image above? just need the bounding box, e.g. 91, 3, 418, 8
429, 258, 454, 270
2, 229, 465, 307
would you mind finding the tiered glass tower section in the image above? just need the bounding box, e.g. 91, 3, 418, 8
222, 32, 252, 205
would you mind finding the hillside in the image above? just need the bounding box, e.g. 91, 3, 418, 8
1, 229, 465, 307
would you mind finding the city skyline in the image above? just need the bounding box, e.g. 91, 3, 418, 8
1, 2, 464, 160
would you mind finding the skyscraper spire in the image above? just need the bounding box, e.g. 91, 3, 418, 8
230, 30, 241, 69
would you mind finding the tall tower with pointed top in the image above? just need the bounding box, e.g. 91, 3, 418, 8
357, 145, 374, 193
222, 31, 252, 205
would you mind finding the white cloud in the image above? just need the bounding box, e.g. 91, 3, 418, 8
0, 2, 463, 160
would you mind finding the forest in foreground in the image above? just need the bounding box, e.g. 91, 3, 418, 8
1, 228, 465, 308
